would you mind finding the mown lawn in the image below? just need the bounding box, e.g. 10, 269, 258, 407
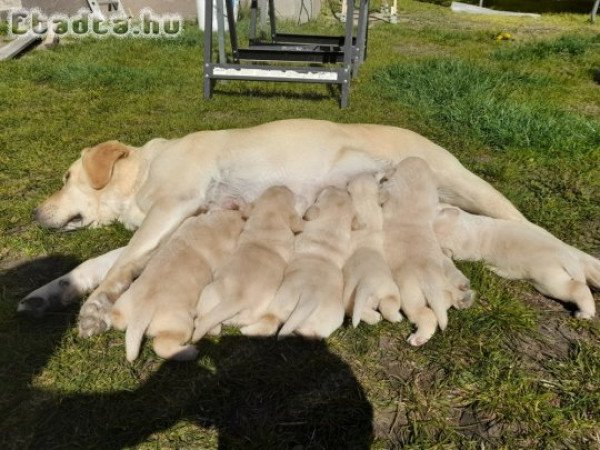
0, 1, 599, 448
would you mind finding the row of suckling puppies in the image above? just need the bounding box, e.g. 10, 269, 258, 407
111, 157, 600, 362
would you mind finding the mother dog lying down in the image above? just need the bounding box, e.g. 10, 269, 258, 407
25, 119, 528, 336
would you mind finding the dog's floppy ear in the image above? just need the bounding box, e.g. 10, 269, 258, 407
303, 205, 320, 221
82, 140, 130, 190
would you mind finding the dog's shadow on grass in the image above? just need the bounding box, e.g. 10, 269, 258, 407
1, 257, 374, 450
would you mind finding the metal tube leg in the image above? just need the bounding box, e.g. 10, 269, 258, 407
268, 0, 276, 39
225, 0, 239, 60
357, 0, 368, 64
340, 0, 355, 107
216, 0, 226, 64
341, 81, 350, 108
203, 0, 214, 99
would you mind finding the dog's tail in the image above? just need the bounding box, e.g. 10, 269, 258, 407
279, 293, 317, 337
125, 302, 155, 362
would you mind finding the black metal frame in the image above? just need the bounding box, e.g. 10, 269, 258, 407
203, 0, 370, 107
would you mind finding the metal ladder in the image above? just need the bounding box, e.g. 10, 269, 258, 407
87, 0, 127, 19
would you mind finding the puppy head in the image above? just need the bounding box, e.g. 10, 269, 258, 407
305, 187, 352, 221
246, 186, 303, 231
33, 140, 132, 230
347, 173, 379, 199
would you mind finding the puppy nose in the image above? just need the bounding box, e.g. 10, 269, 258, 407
32, 207, 41, 222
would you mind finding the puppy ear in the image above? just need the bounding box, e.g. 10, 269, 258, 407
303, 205, 320, 221
289, 212, 305, 233
82, 140, 130, 190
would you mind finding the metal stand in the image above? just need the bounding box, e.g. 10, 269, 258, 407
203, 0, 370, 108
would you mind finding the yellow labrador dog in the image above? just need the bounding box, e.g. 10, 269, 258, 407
25, 119, 535, 336
342, 173, 402, 327
110, 210, 244, 362
273, 187, 354, 339
382, 158, 472, 346
434, 206, 600, 318
192, 186, 304, 342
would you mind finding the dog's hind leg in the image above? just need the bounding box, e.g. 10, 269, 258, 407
378, 294, 402, 323
153, 330, 198, 361
398, 280, 437, 346
240, 313, 281, 336
533, 270, 596, 319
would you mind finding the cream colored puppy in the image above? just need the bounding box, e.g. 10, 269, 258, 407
111, 210, 245, 362
434, 206, 600, 318
342, 173, 402, 327
192, 186, 304, 342
268, 187, 354, 339
382, 158, 473, 346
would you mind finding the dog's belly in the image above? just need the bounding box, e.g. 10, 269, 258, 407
212, 149, 387, 212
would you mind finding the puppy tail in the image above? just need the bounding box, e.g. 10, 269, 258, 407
125, 303, 154, 362
581, 253, 600, 290
279, 293, 318, 337
192, 301, 240, 343
352, 284, 374, 328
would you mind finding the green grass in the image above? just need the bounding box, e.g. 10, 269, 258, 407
0, 1, 599, 448
372, 58, 600, 155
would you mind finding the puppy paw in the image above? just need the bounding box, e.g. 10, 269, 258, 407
456, 290, 476, 310
575, 310, 594, 320
407, 332, 430, 347
78, 293, 112, 338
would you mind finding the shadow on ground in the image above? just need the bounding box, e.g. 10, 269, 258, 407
0, 257, 374, 450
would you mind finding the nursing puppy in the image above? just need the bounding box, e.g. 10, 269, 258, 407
111, 210, 244, 361
382, 158, 472, 346
342, 173, 402, 327
268, 187, 354, 339
434, 206, 600, 318
192, 186, 303, 342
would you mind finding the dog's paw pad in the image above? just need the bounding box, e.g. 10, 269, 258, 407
77, 293, 112, 338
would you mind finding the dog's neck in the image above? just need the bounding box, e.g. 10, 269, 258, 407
110, 148, 147, 229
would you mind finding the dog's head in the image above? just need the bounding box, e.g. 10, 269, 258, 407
33, 141, 133, 230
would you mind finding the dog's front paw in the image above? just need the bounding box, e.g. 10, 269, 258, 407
78, 293, 112, 338
456, 290, 476, 310
18, 278, 76, 318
